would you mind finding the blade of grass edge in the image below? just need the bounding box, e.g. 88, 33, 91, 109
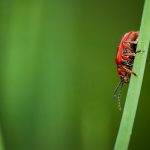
114, 0, 150, 150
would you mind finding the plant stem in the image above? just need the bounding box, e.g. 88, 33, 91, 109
114, 0, 150, 150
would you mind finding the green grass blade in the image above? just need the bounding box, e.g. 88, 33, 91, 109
114, 0, 150, 150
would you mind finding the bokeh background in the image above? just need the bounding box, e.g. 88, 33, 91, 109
0, 0, 148, 150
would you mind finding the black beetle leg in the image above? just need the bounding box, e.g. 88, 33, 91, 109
121, 60, 132, 67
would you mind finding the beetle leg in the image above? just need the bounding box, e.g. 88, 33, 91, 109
121, 60, 132, 67
135, 50, 144, 54
124, 50, 144, 57
122, 66, 136, 76
122, 43, 133, 50
124, 53, 136, 57
122, 55, 130, 61
123, 39, 138, 44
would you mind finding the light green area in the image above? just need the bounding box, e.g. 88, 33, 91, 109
114, 0, 150, 149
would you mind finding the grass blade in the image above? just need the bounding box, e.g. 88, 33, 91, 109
114, 0, 150, 149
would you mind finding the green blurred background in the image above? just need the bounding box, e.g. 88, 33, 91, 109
0, 0, 149, 150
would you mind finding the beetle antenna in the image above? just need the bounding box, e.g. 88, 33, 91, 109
117, 81, 123, 111
113, 81, 122, 99
113, 81, 124, 111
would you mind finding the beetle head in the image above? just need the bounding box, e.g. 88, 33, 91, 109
120, 75, 129, 83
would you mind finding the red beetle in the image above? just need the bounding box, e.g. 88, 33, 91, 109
113, 31, 142, 110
